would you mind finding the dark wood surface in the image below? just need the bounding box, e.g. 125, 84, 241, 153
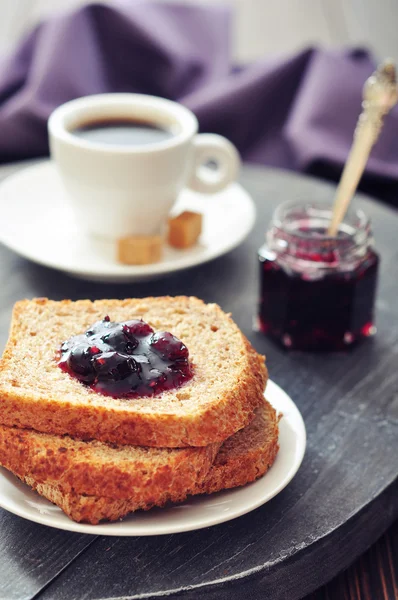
0, 161, 397, 600
307, 520, 398, 599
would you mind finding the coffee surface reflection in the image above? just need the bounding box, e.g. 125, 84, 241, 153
71, 118, 175, 146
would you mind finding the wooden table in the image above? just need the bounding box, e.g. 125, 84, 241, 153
0, 161, 397, 600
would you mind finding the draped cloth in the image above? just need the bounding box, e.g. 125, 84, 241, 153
0, 2, 396, 202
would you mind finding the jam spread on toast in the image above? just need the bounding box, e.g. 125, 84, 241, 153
58, 317, 192, 397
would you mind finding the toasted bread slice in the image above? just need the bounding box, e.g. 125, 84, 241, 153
0, 297, 267, 447
0, 425, 220, 501
4, 400, 279, 524
197, 398, 279, 495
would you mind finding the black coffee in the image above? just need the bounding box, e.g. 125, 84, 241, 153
71, 118, 175, 146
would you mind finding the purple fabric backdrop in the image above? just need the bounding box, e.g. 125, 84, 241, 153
0, 2, 397, 203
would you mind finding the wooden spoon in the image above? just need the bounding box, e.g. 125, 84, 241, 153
328, 60, 398, 237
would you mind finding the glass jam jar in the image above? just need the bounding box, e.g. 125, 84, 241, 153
258, 201, 379, 351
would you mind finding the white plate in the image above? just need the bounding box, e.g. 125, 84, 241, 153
0, 161, 255, 282
0, 380, 305, 536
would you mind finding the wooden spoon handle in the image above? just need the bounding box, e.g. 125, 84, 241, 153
328, 119, 377, 236
328, 61, 398, 237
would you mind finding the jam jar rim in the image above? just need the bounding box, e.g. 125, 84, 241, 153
272, 200, 370, 241
266, 200, 374, 271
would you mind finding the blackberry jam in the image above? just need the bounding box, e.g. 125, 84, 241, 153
58, 317, 193, 397
258, 201, 379, 351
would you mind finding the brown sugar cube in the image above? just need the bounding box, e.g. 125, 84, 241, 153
117, 235, 163, 265
168, 211, 203, 249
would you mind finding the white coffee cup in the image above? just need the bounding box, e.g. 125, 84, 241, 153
48, 94, 240, 240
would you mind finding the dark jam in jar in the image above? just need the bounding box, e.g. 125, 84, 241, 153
58, 317, 193, 397
258, 201, 379, 351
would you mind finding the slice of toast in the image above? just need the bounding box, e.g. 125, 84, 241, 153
0, 297, 267, 447
2, 400, 279, 524
0, 425, 220, 501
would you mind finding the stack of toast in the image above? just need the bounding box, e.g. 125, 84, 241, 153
0, 296, 279, 524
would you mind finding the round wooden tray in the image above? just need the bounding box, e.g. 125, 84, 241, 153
0, 163, 397, 600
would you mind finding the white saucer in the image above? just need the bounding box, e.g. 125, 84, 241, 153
0, 161, 256, 282
0, 380, 305, 536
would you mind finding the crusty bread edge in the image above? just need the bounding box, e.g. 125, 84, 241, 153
198, 405, 280, 495
15, 402, 280, 525
0, 425, 220, 500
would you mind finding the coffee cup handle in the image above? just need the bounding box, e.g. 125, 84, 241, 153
188, 134, 240, 194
